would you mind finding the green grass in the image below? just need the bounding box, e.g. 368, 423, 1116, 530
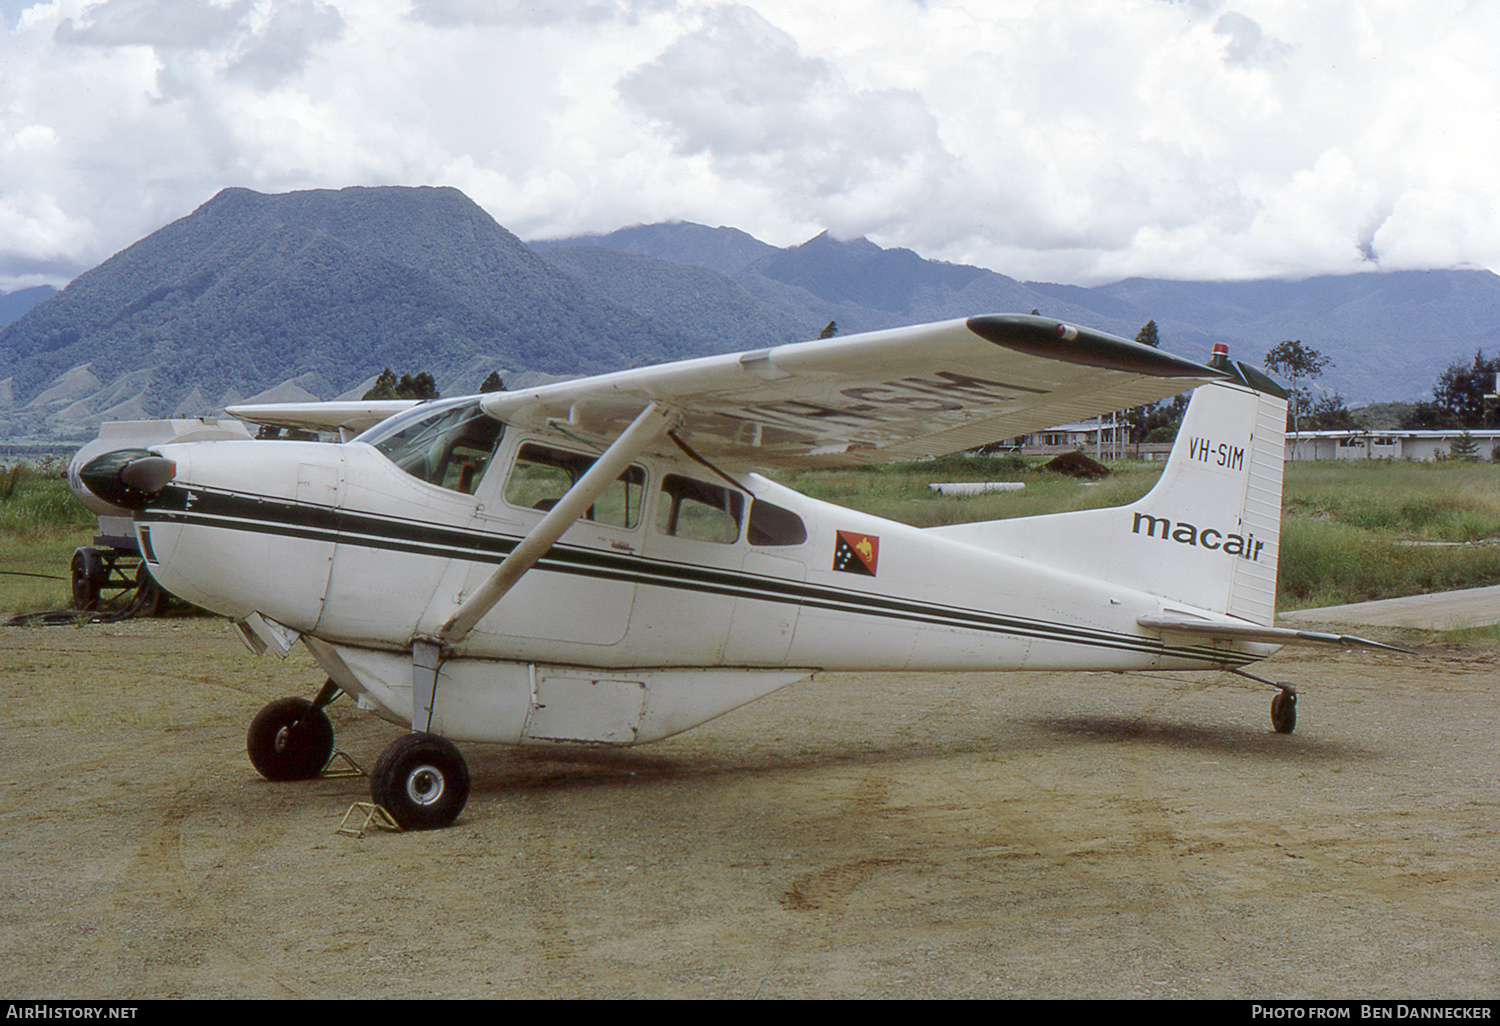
1, 465, 96, 615
1283, 460, 1500, 541
1276, 462, 1500, 609
0, 463, 93, 535
1275, 519, 1500, 608
1429, 622, 1500, 645
773, 453, 1162, 528
0, 529, 93, 614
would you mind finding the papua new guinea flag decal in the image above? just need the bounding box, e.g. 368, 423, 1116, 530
833, 530, 879, 576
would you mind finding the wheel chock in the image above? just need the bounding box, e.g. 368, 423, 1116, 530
336, 802, 402, 837
321, 748, 365, 778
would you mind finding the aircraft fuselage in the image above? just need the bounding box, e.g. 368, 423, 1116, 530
138, 425, 1249, 710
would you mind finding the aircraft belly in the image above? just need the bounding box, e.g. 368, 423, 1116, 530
906, 625, 1033, 671
304, 639, 813, 746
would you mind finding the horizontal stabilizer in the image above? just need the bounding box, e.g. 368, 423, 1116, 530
1138, 614, 1413, 654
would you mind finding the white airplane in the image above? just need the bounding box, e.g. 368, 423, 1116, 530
75, 314, 1400, 830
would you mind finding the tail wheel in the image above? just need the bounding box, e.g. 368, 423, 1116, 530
371, 733, 470, 831
247, 697, 335, 780
1271, 689, 1297, 734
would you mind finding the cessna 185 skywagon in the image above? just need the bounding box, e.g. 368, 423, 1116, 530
77, 314, 1397, 830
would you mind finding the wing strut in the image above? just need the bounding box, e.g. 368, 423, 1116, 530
436, 401, 680, 645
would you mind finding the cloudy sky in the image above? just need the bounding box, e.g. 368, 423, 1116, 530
2, 0, 1498, 293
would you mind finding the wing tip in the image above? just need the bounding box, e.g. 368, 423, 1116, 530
966, 314, 1224, 380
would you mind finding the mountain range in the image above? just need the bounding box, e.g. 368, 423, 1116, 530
540, 223, 1500, 411
3, 184, 1498, 440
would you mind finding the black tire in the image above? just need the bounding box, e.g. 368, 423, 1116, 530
71, 547, 105, 611
247, 697, 335, 781
1271, 690, 1297, 734
370, 733, 470, 831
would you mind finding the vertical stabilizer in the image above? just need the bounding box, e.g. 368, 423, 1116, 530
1126, 358, 1288, 623
929, 352, 1288, 624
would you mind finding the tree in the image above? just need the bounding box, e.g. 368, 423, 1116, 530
396, 372, 439, 400
479, 371, 506, 393
1264, 340, 1331, 432
1123, 321, 1185, 443
1401, 350, 1500, 430
1304, 391, 1356, 430
1448, 431, 1480, 462
818, 321, 838, 339
363, 368, 440, 401
362, 368, 398, 400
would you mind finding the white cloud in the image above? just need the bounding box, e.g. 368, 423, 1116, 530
1, 0, 1499, 292
617, 5, 947, 234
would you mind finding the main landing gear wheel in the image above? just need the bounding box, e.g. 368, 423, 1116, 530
370, 732, 470, 831
247, 696, 336, 781
1271, 688, 1298, 734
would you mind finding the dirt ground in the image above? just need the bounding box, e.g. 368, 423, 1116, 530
0, 615, 1495, 999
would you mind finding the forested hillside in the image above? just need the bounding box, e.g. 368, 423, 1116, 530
0, 188, 779, 439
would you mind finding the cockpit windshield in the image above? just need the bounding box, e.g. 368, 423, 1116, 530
356, 399, 504, 495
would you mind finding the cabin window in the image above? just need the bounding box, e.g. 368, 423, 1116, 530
655, 474, 744, 544
362, 399, 503, 495
747, 500, 807, 546
503, 443, 645, 529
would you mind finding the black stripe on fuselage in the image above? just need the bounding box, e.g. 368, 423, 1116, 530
140, 484, 1255, 667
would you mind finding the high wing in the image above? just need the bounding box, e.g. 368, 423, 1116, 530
480, 315, 1225, 467
225, 399, 421, 437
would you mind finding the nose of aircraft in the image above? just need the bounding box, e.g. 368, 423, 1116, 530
78, 448, 177, 510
